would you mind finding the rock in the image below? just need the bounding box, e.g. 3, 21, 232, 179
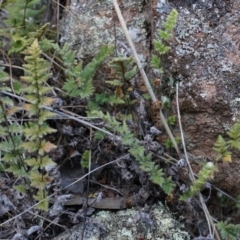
60, 0, 240, 196
60, 0, 150, 65
168, 0, 240, 194
50, 203, 190, 240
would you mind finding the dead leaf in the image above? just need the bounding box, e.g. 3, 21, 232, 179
223, 154, 232, 163
43, 141, 57, 153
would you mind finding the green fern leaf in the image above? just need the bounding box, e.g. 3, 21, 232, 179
34, 190, 49, 211
106, 79, 123, 86
29, 171, 50, 189
13, 184, 27, 194
2, 152, 23, 163
227, 123, 240, 139
151, 54, 161, 69
23, 122, 56, 140
21, 141, 40, 153
0, 67, 10, 82
108, 95, 125, 106
213, 135, 230, 161
217, 221, 240, 240
25, 156, 56, 170
6, 165, 27, 177
161, 177, 175, 195
159, 30, 171, 40
228, 139, 240, 150
124, 65, 137, 80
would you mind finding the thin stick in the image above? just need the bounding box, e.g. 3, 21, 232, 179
112, 0, 180, 157
176, 83, 220, 240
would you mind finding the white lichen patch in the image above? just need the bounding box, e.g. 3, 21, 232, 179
60, 0, 149, 62
51, 203, 190, 240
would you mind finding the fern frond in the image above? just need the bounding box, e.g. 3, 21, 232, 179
61, 44, 113, 98
154, 40, 171, 54
213, 135, 231, 161
217, 221, 240, 240
227, 123, 240, 150
29, 171, 52, 189
109, 57, 134, 77
23, 122, 56, 140
151, 54, 161, 69
25, 156, 56, 170
180, 162, 217, 200
34, 190, 49, 211
6, 165, 27, 177
0, 67, 10, 82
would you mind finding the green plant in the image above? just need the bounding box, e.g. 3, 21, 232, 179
216, 221, 240, 240
81, 150, 90, 168
227, 122, 240, 150
182, 121, 240, 202
213, 135, 232, 162
0, 3, 179, 212
180, 162, 217, 200
106, 57, 137, 104
151, 9, 178, 74
164, 136, 180, 150
84, 10, 179, 195
1, 0, 54, 54
167, 115, 177, 126
0, 39, 57, 211
0, 67, 26, 177
21, 39, 57, 211
94, 111, 175, 195
213, 121, 240, 163
57, 44, 114, 98
87, 56, 137, 118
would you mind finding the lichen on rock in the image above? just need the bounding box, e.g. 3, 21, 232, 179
51, 203, 190, 240
60, 0, 149, 64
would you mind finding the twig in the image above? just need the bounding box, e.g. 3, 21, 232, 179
176, 83, 220, 240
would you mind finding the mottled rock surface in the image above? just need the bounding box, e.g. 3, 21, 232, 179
60, 0, 150, 64
51, 203, 190, 240
168, 0, 240, 194
60, 0, 240, 197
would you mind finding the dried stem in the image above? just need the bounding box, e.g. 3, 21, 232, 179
176, 83, 220, 240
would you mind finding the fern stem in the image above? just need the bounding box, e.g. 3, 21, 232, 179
112, 0, 180, 157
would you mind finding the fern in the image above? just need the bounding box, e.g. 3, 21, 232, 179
180, 162, 217, 200
108, 57, 136, 86
151, 9, 178, 74
4, 0, 45, 34
2, 0, 54, 54
213, 135, 232, 162
167, 115, 177, 126
94, 110, 175, 195
92, 57, 137, 108
20, 39, 57, 211
213, 121, 240, 162
216, 221, 240, 240
81, 150, 90, 168
0, 67, 26, 179
227, 122, 240, 150
164, 136, 180, 150
59, 44, 114, 98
